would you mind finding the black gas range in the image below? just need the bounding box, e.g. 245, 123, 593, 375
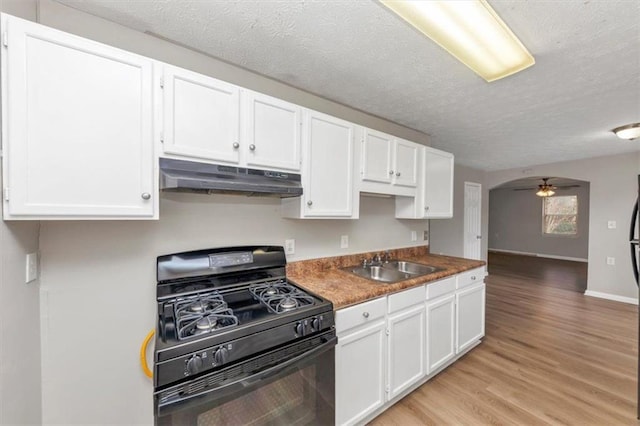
153, 246, 336, 425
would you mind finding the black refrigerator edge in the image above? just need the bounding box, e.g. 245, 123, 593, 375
630, 174, 640, 418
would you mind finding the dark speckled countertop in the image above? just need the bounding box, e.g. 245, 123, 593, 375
287, 246, 486, 310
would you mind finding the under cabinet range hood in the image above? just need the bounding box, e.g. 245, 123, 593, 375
159, 158, 303, 198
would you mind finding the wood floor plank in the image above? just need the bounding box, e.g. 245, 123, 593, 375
369, 253, 638, 425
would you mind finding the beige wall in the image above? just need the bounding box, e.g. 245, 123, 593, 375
489, 183, 590, 260
429, 164, 488, 261
487, 152, 640, 301
0, 1, 42, 425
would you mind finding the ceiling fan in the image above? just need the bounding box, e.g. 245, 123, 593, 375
513, 178, 581, 197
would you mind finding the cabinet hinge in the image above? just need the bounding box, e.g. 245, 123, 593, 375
385, 328, 390, 336
385, 385, 390, 393
159, 131, 164, 144
2, 31, 7, 47
159, 77, 164, 89
4, 187, 9, 201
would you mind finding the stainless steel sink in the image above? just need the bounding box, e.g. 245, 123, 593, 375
345, 265, 414, 283
384, 260, 442, 276
342, 259, 443, 284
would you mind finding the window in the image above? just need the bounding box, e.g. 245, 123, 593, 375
543, 195, 578, 235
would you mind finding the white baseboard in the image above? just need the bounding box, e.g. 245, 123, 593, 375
584, 290, 638, 305
488, 248, 588, 263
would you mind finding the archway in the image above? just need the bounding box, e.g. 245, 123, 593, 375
488, 176, 590, 293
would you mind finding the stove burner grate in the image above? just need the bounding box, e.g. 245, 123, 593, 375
250, 281, 315, 314
174, 293, 239, 340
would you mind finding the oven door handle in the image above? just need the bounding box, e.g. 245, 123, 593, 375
157, 334, 337, 417
240, 334, 337, 388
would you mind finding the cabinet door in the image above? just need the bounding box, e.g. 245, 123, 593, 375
393, 139, 418, 188
388, 304, 425, 399
456, 283, 486, 353
361, 129, 393, 184
303, 111, 354, 217
336, 320, 386, 426
424, 148, 454, 218
2, 15, 155, 219
162, 65, 240, 163
245, 91, 301, 171
426, 294, 456, 374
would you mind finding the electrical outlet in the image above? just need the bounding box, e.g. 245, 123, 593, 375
410, 231, 417, 242
607, 221, 617, 229
284, 239, 295, 255
423, 230, 429, 241
606, 257, 615, 266
26, 252, 38, 283
340, 235, 349, 249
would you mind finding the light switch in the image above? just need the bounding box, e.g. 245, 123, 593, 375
607, 221, 616, 229
606, 257, 615, 266
411, 231, 417, 242
340, 235, 349, 249
285, 239, 295, 255
26, 252, 38, 283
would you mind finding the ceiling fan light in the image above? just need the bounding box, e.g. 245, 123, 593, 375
536, 189, 555, 197
379, 0, 535, 82
612, 123, 640, 140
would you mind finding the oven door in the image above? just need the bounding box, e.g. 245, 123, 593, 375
155, 330, 336, 426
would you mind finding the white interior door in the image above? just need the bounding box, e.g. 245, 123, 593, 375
464, 182, 482, 259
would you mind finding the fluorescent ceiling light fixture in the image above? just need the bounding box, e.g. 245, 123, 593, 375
379, 0, 535, 82
612, 123, 640, 140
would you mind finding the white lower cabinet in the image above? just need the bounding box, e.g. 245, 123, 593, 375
456, 282, 486, 353
335, 299, 386, 426
426, 293, 456, 374
336, 269, 486, 425
388, 303, 425, 399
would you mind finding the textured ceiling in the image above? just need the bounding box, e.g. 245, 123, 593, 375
55, 0, 640, 171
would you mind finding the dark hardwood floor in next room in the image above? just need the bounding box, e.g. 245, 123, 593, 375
370, 253, 638, 425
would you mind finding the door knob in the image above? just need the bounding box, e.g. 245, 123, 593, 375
249, 144, 256, 151
141, 193, 151, 200
232, 142, 240, 149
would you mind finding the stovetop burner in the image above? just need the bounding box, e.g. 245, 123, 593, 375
155, 246, 335, 389
175, 293, 239, 340
250, 281, 315, 314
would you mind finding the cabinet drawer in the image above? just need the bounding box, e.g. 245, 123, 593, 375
425, 276, 456, 300
457, 267, 485, 289
388, 285, 425, 313
336, 297, 386, 335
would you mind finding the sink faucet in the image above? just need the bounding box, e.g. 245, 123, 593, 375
382, 251, 392, 263
372, 253, 382, 265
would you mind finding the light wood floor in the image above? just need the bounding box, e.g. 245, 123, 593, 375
370, 254, 638, 425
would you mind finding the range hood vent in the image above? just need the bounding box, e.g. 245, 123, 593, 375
159, 158, 303, 198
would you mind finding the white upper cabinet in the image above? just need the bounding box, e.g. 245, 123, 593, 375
361, 128, 393, 184
395, 146, 454, 219
244, 91, 301, 171
423, 147, 454, 218
360, 128, 420, 197
161, 65, 241, 163
281, 110, 358, 218
2, 14, 156, 220
160, 73, 300, 173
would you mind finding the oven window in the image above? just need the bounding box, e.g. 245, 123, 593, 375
198, 366, 316, 425
158, 346, 335, 426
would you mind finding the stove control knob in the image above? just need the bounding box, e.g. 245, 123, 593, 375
295, 321, 306, 336
185, 355, 203, 375
213, 347, 228, 365
311, 317, 322, 331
